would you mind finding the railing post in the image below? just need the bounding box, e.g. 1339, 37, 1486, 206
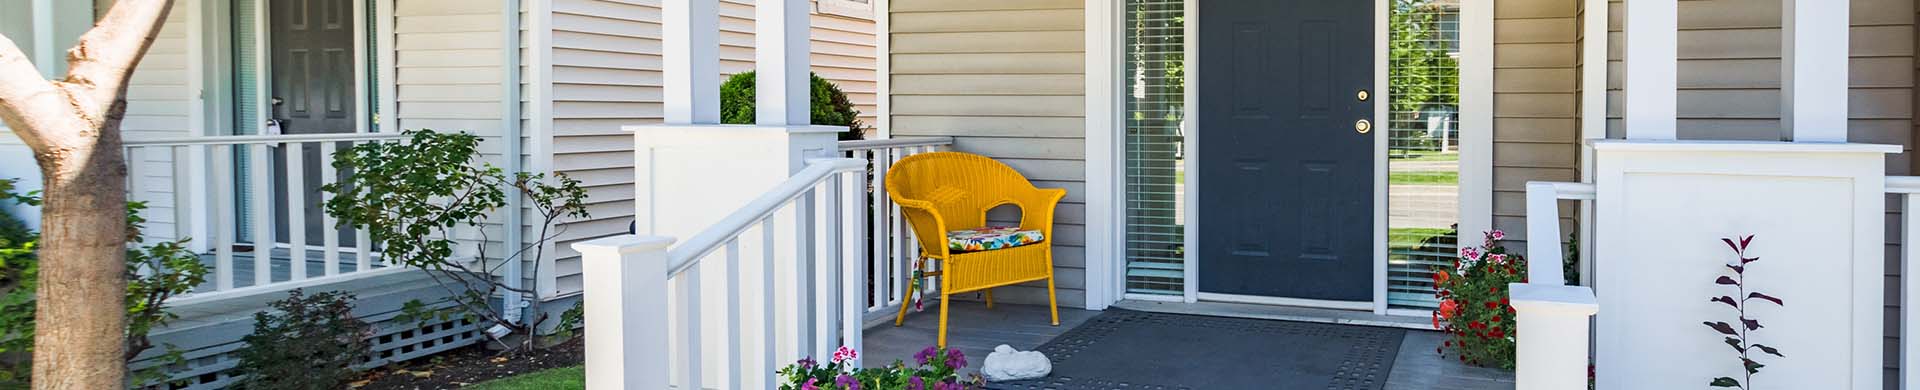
1511, 283, 1599, 390
575, 235, 677, 390
1524, 182, 1567, 286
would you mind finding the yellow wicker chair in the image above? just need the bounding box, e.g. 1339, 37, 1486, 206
887, 152, 1064, 348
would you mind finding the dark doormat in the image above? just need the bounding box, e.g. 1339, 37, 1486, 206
988, 310, 1406, 390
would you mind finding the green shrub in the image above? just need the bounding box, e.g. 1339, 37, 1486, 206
0, 178, 207, 387
719, 71, 864, 140
233, 289, 372, 390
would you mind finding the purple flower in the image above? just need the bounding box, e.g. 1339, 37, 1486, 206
908, 376, 926, 390
801, 378, 820, 390
945, 348, 967, 369
798, 356, 817, 370
934, 381, 964, 390
836, 374, 861, 390
914, 346, 939, 365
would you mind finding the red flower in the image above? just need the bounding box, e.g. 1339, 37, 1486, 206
1438, 299, 1459, 319
1490, 328, 1506, 338
1433, 271, 1450, 284
1484, 301, 1497, 309
1491, 315, 1502, 322
1469, 321, 1483, 330
1489, 286, 1500, 294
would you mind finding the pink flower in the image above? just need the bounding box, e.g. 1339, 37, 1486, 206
1459, 247, 1481, 260
1488, 230, 1506, 241
832, 346, 859, 363
1487, 254, 1507, 264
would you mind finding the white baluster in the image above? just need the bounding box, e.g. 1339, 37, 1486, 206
676, 266, 703, 390
724, 238, 744, 389
355, 140, 374, 271
815, 181, 836, 359
759, 219, 778, 389
874, 149, 898, 306
320, 141, 341, 276
868, 150, 888, 312
249, 143, 274, 286
286, 142, 307, 281
796, 188, 817, 358
212, 144, 236, 291
839, 171, 865, 367
573, 235, 673, 390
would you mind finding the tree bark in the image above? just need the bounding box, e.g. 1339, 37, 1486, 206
0, 1, 173, 388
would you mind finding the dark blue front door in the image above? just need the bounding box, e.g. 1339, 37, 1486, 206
1197, 0, 1375, 301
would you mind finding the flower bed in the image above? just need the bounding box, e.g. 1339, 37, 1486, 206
779, 346, 984, 390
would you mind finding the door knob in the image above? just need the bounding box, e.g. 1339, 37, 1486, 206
1355, 119, 1372, 134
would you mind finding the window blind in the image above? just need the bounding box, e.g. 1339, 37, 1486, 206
1122, 0, 1187, 297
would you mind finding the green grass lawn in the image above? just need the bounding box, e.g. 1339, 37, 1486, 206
466, 366, 584, 390
1388, 170, 1458, 185
1389, 227, 1455, 249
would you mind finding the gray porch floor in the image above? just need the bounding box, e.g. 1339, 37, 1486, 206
864, 301, 1514, 390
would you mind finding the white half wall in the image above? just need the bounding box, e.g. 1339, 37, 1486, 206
1591, 140, 1897, 390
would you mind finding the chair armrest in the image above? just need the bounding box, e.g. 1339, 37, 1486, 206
893, 198, 953, 258
1017, 188, 1068, 235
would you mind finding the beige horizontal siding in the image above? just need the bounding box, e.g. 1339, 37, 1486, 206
889, 0, 1087, 307
121, 0, 191, 242
1491, 0, 1580, 253
394, 0, 511, 262
543, 0, 880, 296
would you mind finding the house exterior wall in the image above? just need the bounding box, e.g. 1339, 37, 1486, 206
887, 0, 1089, 307
537, 0, 880, 298
394, 0, 513, 261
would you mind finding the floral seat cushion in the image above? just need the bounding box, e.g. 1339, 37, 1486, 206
947, 226, 1045, 253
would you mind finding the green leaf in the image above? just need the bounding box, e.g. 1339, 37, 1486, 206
1752, 343, 1784, 358
1710, 377, 1742, 388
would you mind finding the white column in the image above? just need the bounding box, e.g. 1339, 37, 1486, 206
756, 0, 811, 126
663, 0, 720, 125
574, 235, 677, 390
1781, 0, 1850, 142
1511, 283, 1600, 390
1622, 0, 1678, 140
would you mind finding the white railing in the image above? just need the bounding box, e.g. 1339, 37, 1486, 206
123, 132, 406, 300
575, 158, 869, 390
1512, 181, 1599, 390
838, 137, 953, 323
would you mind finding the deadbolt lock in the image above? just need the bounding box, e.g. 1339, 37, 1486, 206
1356, 89, 1370, 101
1355, 119, 1372, 134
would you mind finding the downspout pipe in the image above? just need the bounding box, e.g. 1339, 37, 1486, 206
500, 0, 527, 326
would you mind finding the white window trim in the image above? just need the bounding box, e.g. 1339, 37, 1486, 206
1085, 0, 1496, 316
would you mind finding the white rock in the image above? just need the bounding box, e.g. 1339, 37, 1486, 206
981, 344, 1051, 382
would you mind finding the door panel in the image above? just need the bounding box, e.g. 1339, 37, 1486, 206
1197, 0, 1374, 301
271, 0, 357, 248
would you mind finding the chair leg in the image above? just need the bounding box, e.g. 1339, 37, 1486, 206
1046, 276, 1061, 326
937, 293, 952, 348
894, 276, 917, 327
984, 288, 994, 309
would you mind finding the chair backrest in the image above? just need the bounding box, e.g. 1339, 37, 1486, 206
885, 151, 1038, 236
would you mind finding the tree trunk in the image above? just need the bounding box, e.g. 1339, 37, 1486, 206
31, 137, 126, 389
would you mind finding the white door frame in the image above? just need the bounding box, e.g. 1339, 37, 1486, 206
1083, 0, 1494, 316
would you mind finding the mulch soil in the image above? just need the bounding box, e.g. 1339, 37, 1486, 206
355, 337, 584, 389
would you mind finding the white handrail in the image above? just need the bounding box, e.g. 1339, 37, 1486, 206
837, 136, 955, 151
1523, 181, 1594, 286
125, 132, 406, 147
1514, 180, 1600, 390
666, 158, 866, 275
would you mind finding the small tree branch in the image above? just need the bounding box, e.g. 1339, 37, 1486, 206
60, 0, 175, 120
0, 34, 77, 154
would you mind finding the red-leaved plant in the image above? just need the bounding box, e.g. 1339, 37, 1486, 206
1706, 235, 1784, 389
1432, 230, 1526, 369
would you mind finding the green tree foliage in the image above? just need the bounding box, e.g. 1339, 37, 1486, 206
232, 289, 371, 390
719, 71, 865, 140
0, 178, 207, 387
1389, 0, 1460, 127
